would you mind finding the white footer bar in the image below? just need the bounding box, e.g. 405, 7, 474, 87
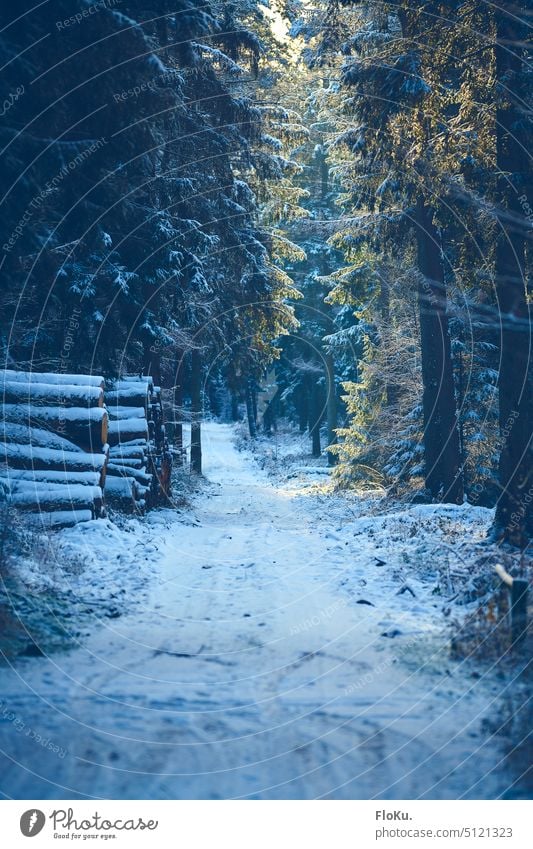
1, 800, 530, 848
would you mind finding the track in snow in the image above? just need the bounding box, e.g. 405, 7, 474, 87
0, 423, 522, 799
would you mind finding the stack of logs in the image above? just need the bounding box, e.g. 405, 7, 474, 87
0, 370, 171, 528
104, 376, 171, 514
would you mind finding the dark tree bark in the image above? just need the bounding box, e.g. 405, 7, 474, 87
492, 6, 533, 543
263, 389, 279, 436
173, 351, 185, 466
415, 196, 463, 503
379, 276, 399, 410
208, 379, 222, 418
251, 383, 258, 429
143, 340, 161, 387
457, 349, 467, 494
231, 392, 239, 422
298, 375, 309, 432
309, 376, 322, 458
325, 350, 337, 466
245, 378, 257, 438
315, 142, 329, 203
190, 348, 202, 475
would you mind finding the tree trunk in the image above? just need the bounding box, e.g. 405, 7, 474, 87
1, 468, 102, 487
173, 352, 184, 465
190, 348, 202, 474
379, 277, 399, 410
415, 196, 463, 503
315, 142, 329, 204
457, 350, 467, 495
1, 370, 104, 388
0, 444, 108, 484
2, 405, 109, 449
7, 481, 103, 516
309, 377, 322, 458
263, 388, 279, 436
298, 376, 309, 432
208, 378, 222, 418
231, 392, 239, 421
492, 6, 533, 543
106, 387, 150, 415
1, 381, 104, 408
143, 340, 161, 387
104, 476, 137, 513
245, 378, 257, 438
251, 384, 258, 429
107, 417, 148, 446
325, 351, 337, 466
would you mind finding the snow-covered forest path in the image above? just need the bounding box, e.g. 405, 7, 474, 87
0, 424, 523, 799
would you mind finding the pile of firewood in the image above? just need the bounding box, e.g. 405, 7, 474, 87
0, 369, 172, 528
0, 371, 108, 528
105, 376, 171, 513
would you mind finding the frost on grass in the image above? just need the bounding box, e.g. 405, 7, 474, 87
237, 420, 522, 659
0, 496, 158, 660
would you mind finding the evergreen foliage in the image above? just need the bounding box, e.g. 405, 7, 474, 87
0, 0, 531, 543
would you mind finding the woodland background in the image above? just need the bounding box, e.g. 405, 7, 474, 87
0, 0, 531, 545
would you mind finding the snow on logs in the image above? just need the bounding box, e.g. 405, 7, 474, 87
103, 377, 171, 511
2, 405, 108, 449
24, 509, 94, 529
0, 370, 171, 525
105, 388, 150, 415
1, 370, 104, 388
107, 416, 149, 447
1, 381, 104, 408
0, 445, 108, 486
0, 370, 108, 527
4, 481, 104, 517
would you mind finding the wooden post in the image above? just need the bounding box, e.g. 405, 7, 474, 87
495, 565, 529, 647
511, 579, 529, 645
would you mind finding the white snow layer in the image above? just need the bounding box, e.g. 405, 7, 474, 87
0, 423, 522, 800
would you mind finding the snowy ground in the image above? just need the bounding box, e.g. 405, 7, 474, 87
0, 423, 529, 799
